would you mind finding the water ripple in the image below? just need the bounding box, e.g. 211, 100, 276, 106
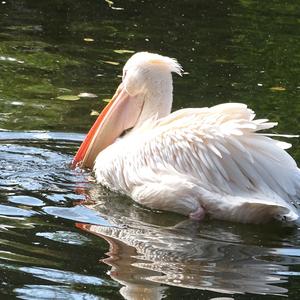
1, 133, 300, 299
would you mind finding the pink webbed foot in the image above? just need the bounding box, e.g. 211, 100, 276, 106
189, 206, 206, 221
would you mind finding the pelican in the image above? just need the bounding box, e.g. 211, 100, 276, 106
74, 52, 300, 224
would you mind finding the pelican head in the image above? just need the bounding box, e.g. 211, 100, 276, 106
73, 52, 182, 168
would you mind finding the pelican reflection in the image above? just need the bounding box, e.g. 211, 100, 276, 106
76, 187, 298, 299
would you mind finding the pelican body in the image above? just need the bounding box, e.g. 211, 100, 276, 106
74, 52, 300, 224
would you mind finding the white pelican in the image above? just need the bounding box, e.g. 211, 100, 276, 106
74, 52, 300, 224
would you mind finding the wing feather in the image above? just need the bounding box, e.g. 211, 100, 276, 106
139, 103, 300, 214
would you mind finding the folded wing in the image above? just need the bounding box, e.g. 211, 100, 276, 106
138, 103, 300, 221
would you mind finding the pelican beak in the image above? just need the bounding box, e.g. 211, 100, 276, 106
73, 83, 143, 168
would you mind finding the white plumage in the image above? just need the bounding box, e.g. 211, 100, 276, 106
76, 52, 300, 224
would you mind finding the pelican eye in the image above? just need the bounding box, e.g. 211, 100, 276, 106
122, 70, 127, 81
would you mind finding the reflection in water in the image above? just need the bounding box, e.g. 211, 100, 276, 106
0, 134, 121, 299
0, 131, 86, 192
75, 187, 298, 299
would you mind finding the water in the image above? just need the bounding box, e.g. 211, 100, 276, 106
1, 0, 300, 299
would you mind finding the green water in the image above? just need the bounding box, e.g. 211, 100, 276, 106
1, 0, 300, 299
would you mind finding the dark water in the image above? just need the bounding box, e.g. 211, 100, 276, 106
1, 0, 300, 299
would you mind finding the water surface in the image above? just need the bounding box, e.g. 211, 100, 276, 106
1, 0, 300, 299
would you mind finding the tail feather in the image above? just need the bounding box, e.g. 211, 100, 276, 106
236, 202, 298, 224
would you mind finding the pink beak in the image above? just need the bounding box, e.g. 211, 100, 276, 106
73, 83, 143, 168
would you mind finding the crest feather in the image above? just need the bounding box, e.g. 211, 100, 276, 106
125, 52, 183, 76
